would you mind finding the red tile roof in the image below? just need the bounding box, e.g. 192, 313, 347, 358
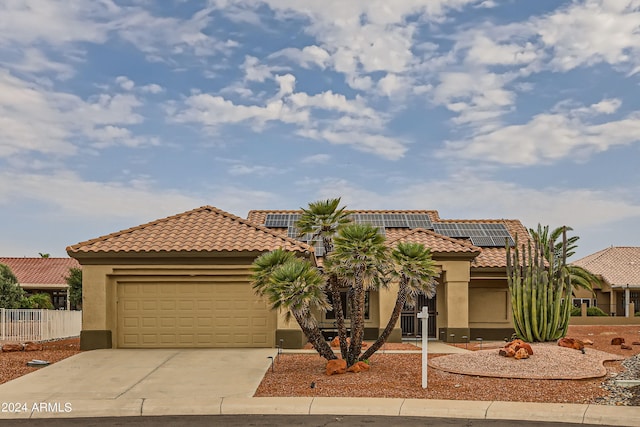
572, 247, 640, 287
67, 206, 313, 256
385, 228, 481, 256
0, 257, 79, 289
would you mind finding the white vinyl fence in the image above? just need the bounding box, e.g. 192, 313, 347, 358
0, 309, 82, 342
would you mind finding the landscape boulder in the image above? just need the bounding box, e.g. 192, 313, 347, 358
346, 361, 371, 373
621, 344, 633, 350
326, 359, 347, 376
2, 343, 24, 352
632, 341, 640, 346
24, 342, 43, 352
514, 348, 530, 360
499, 339, 533, 357
583, 339, 594, 345
611, 337, 625, 345
558, 337, 585, 351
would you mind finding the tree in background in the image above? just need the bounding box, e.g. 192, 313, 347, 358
0, 263, 26, 309
66, 267, 83, 308
23, 293, 54, 309
528, 224, 598, 294
38, 253, 50, 258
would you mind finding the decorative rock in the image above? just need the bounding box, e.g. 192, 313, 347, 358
2, 343, 24, 352
325, 359, 347, 376
330, 337, 352, 348
558, 337, 585, 351
23, 342, 43, 352
499, 347, 516, 357
515, 342, 534, 355
632, 341, 640, 346
347, 361, 371, 373
514, 348, 530, 360
621, 344, 633, 350
583, 339, 594, 345
611, 337, 625, 345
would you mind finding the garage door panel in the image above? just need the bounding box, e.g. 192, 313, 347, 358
117, 282, 273, 348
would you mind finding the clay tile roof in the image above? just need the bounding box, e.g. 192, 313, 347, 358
572, 247, 640, 287
0, 257, 79, 289
66, 206, 313, 256
385, 228, 481, 256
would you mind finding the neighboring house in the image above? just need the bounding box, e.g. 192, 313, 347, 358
0, 257, 80, 309
67, 205, 530, 350
572, 247, 640, 317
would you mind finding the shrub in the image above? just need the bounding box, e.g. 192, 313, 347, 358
586, 306, 607, 316
635, 311, 640, 317
570, 306, 608, 316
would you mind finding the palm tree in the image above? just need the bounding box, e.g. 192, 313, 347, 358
295, 197, 351, 359
328, 223, 389, 366
529, 224, 599, 294
251, 250, 336, 360
360, 242, 438, 360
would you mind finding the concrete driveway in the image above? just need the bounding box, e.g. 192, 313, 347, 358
0, 348, 276, 419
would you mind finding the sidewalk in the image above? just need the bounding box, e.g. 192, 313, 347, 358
3, 396, 639, 425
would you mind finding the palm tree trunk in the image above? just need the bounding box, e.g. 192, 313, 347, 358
293, 312, 336, 360
328, 274, 349, 359
360, 283, 407, 361
347, 269, 365, 367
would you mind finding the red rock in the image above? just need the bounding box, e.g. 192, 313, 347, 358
611, 337, 625, 345
621, 344, 633, 350
330, 337, 351, 348
23, 342, 43, 352
2, 343, 24, 352
583, 339, 594, 345
558, 337, 584, 351
515, 342, 534, 355
632, 341, 640, 346
514, 348, 530, 359
499, 347, 516, 357
325, 359, 347, 376
347, 361, 371, 373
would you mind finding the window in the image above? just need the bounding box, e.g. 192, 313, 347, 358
572, 298, 591, 308
326, 291, 370, 320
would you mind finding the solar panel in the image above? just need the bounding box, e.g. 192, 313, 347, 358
434, 223, 514, 247
405, 214, 432, 229
383, 214, 409, 227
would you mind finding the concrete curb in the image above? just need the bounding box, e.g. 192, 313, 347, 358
1, 397, 639, 425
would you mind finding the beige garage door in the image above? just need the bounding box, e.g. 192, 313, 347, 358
117, 282, 274, 348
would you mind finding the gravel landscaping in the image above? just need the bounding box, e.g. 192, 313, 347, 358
255, 325, 640, 405
0, 338, 80, 385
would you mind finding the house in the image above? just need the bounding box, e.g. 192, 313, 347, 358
67, 205, 530, 350
572, 247, 640, 317
0, 257, 80, 309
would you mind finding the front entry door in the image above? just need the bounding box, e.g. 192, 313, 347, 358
400, 293, 436, 338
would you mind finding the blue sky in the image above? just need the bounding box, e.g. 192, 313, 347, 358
1, 0, 639, 261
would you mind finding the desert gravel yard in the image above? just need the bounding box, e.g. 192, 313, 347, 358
255, 325, 640, 405
0, 338, 80, 385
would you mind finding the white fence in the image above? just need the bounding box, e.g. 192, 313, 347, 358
0, 309, 82, 342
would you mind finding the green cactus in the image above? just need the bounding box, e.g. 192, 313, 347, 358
506, 227, 572, 342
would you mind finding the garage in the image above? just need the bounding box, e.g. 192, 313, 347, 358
67, 205, 313, 350
117, 281, 275, 348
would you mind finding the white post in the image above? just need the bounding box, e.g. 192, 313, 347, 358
417, 306, 429, 389
625, 286, 630, 317
1, 308, 4, 341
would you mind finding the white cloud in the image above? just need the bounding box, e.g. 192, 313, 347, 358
243, 55, 287, 82
270, 45, 331, 69
228, 163, 286, 176
0, 71, 155, 158
140, 83, 164, 94
115, 76, 135, 91
440, 99, 640, 165
301, 153, 330, 164
0, 170, 203, 220
1, 48, 76, 79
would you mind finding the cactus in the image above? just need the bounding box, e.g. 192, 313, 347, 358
506, 227, 572, 342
